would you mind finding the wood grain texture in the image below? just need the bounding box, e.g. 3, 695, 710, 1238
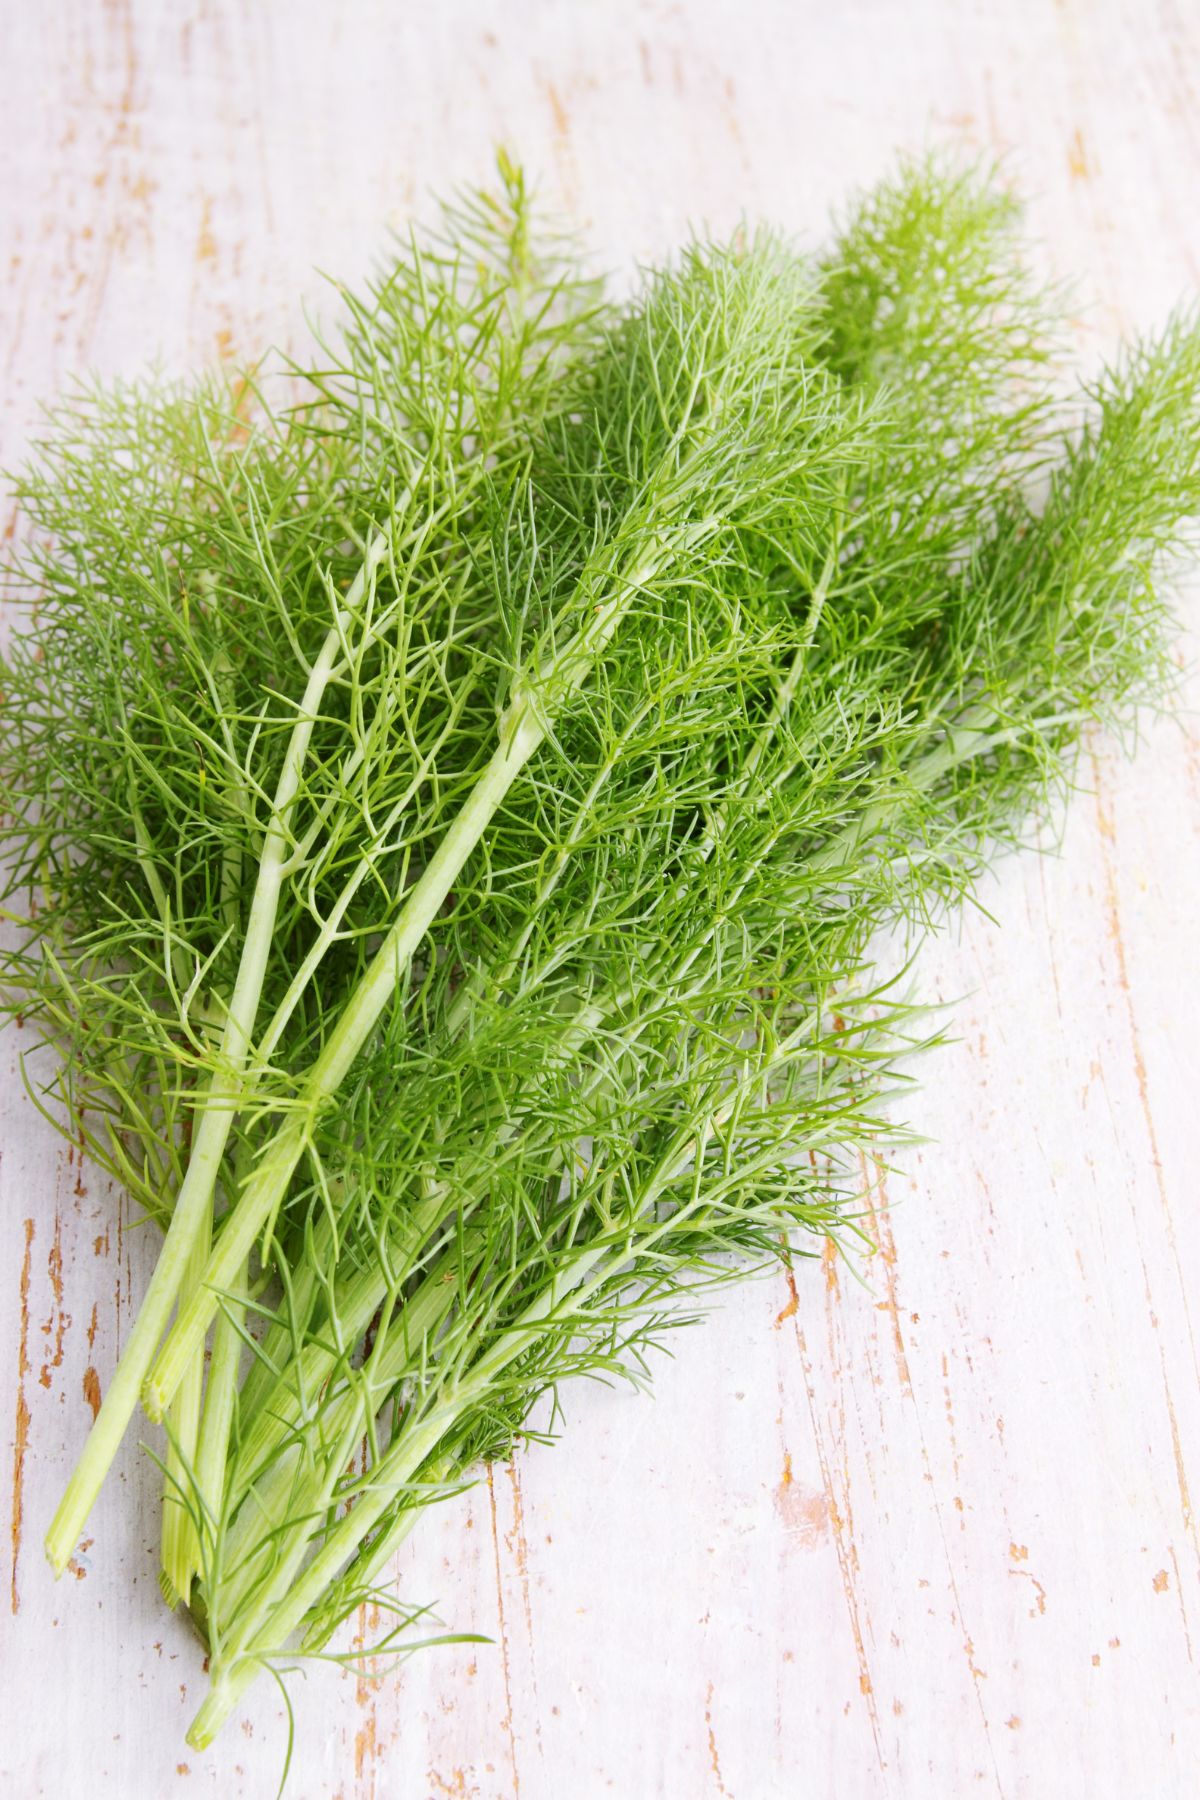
2, 3, 1198, 1795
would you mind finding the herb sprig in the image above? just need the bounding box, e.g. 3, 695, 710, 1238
2, 154, 1196, 1757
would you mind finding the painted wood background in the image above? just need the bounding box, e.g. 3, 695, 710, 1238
3, 3, 1198, 1795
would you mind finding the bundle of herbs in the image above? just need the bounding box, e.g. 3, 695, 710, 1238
2, 155, 1197, 1755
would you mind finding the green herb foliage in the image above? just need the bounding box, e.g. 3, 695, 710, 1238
1, 154, 1197, 1754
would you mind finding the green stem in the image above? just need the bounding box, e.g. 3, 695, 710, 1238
191, 1265, 247, 1578
165, 786, 245, 1608
186, 1267, 592, 1749
299, 1453, 454, 1653
228, 1188, 450, 1501
253, 680, 476, 1070
159, 1200, 212, 1606
212, 1232, 465, 1628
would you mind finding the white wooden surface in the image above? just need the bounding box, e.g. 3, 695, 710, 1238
3, 4, 1199, 1796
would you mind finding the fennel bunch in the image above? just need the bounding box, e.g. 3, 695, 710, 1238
1, 155, 1197, 1756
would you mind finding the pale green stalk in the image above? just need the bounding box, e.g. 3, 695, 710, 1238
300, 1454, 455, 1653
190, 1266, 247, 1575
159, 1210, 212, 1605
212, 1227, 469, 1626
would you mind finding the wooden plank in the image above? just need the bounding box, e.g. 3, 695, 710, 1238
2, 3, 1197, 1794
